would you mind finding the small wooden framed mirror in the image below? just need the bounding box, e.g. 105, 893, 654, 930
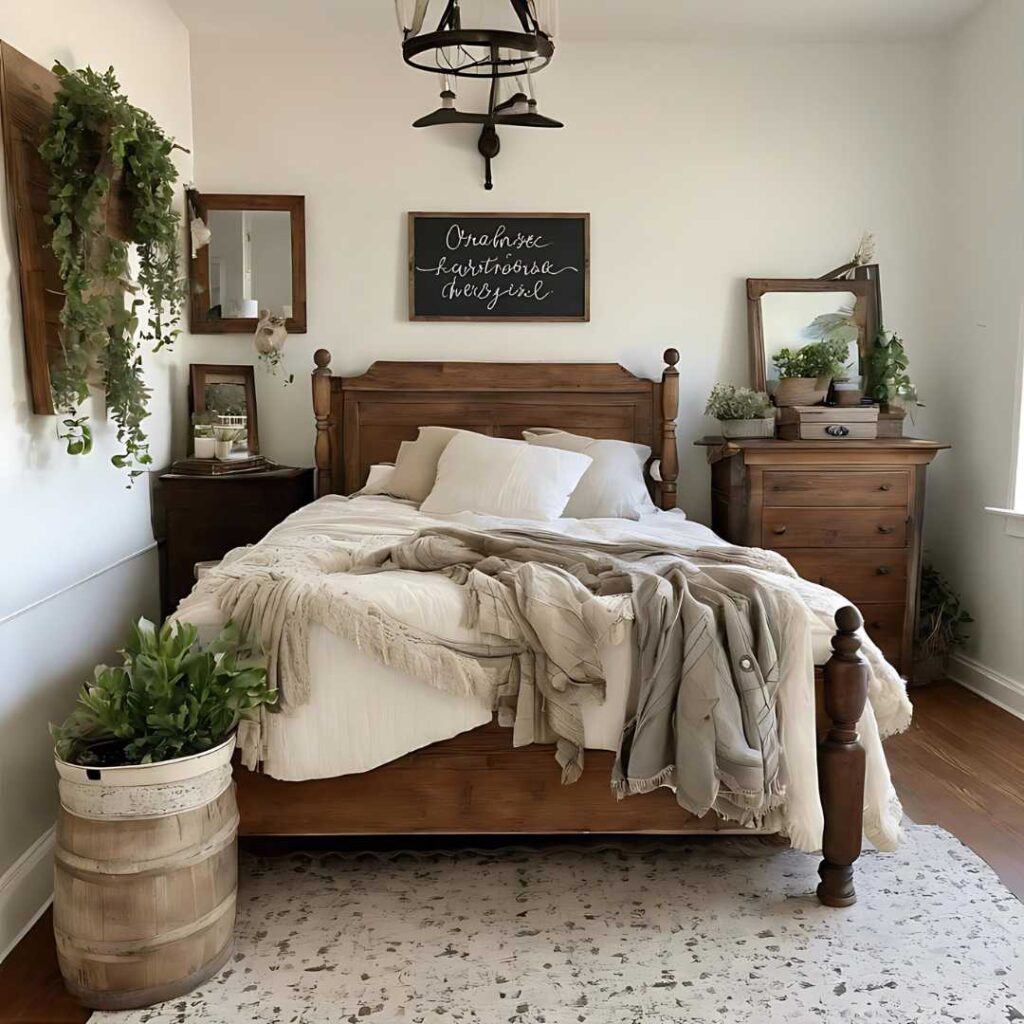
189, 363, 259, 455
747, 278, 878, 393
188, 193, 306, 334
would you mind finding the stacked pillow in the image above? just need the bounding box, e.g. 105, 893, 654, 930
364, 425, 659, 521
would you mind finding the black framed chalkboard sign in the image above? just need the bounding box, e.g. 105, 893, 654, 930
408, 212, 590, 322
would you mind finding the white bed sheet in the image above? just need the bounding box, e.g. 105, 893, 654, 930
176, 494, 910, 853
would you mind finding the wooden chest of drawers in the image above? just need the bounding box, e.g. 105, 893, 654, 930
698, 438, 948, 678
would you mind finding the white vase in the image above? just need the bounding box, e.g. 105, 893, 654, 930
214, 439, 233, 460
194, 436, 216, 459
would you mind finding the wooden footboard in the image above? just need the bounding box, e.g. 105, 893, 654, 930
235, 608, 868, 906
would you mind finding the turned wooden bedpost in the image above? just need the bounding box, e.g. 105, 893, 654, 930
659, 348, 680, 510
817, 605, 869, 907
312, 348, 334, 498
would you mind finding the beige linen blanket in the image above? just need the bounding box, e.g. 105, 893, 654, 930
197, 520, 817, 827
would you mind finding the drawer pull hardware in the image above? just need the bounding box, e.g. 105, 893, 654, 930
877, 525, 895, 535
879, 483, 892, 491
876, 565, 892, 575
825, 425, 850, 437
772, 525, 787, 535
870, 621, 883, 630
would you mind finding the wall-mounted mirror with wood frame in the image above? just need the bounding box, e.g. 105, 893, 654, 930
189, 194, 306, 334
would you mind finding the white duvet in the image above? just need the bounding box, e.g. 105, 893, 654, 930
176, 494, 911, 853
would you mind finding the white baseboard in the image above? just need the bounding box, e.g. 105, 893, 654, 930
0, 825, 55, 963
948, 653, 1024, 721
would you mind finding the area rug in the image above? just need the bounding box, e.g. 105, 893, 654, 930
95, 825, 1023, 1024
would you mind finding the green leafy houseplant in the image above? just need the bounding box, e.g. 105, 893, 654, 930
917, 565, 972, 667
870, 329, 919, 408
704, 383, 772, 420
39, 63, 185, 476
772, 338, 852, 381
51, 619, 277, 767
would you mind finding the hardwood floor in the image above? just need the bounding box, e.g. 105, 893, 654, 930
1, 680, 1021, 1024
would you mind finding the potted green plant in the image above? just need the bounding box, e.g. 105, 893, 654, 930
704, 383, 775, 438
192, 412, 216, 458
870, 329, 919, 411
772, 338, 851, 407
914, 565, 972, 685
50, 618, 276, 1009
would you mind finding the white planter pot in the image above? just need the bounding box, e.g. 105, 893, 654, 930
719, 416, 776, 439
214, 439, 233, 460
194, 436, 216, 459
55, 734, 236, 819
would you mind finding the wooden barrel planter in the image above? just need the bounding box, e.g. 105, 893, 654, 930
52, 737, 239, 1010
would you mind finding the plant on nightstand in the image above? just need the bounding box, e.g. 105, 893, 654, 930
771, 337, 852, 407
192, 411, 216, 458
50, 618, 276, 1010
704, 383, 775, 438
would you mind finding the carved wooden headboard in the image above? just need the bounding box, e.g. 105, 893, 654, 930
311, 349, 680, 509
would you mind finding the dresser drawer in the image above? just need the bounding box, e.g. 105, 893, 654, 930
763, 471, 909, 507
763, 508, 908, 548
785, 549, 908, 602
861, 603, 906, 667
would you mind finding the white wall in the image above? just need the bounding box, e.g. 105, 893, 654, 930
0, 0, 191, 957
186, 32, 943, 530
919, 0, 1024, 712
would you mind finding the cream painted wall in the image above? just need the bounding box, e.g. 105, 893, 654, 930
0, 0, 191, 955
920, 0, 1024, 709
186, 34, 944, 531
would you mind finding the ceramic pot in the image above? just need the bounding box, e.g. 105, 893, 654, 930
214, 439, 233, 460
194, 436, 216, 459
718, 416, 776, 439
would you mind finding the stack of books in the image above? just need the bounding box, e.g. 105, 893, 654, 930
171, 454, 274, 476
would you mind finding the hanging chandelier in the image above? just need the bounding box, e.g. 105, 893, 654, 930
395, 0, 562, 189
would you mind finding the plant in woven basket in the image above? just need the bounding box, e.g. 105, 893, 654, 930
772, 338, 851, 381
51, 619, 277, 767
40, 62, 185, 477
704, 384, 772, 420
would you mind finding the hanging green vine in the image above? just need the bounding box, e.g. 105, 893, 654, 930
39, 62, 184, 476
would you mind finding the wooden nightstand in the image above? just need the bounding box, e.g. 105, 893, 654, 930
151, 466, 314, 618
696, 438, 949, 679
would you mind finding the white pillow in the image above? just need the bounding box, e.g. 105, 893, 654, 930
523, 430, 657, 519
420, 432, 592, 521
359, 463, 397, 495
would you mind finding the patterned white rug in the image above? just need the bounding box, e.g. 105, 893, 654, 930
96, 825, 1023, 1024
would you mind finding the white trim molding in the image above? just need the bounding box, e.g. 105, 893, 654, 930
0, 826, 56, 963
948, 653, 1024, 721
984, 506, 1024, 539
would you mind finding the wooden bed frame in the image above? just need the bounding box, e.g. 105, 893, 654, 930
234, 348, 870, 908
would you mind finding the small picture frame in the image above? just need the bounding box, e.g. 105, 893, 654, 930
189, 364, 259, 456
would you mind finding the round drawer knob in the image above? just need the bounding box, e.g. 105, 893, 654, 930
876, 565, 892, 575
877, 525, 895, 535
772, 525, 787, 535
879, 483, 893, 491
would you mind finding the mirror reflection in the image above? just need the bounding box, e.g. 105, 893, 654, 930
206, 209, 293, 320
760, 290, 862, 386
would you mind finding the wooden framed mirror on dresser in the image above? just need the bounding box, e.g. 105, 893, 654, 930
696, 437, 949, 681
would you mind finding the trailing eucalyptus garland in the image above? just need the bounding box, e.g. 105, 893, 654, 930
40, 62, 184, 476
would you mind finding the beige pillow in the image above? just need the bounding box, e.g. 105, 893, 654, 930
523, 429, 657, 519
421, 432, 592, 520
380, 426, 462, 502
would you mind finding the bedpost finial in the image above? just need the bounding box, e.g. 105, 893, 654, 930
835, 605, 863, 635
663, 347, 680, 369
314, 348, 332, 370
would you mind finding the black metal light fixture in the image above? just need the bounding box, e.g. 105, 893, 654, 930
396, 0, 562, 189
